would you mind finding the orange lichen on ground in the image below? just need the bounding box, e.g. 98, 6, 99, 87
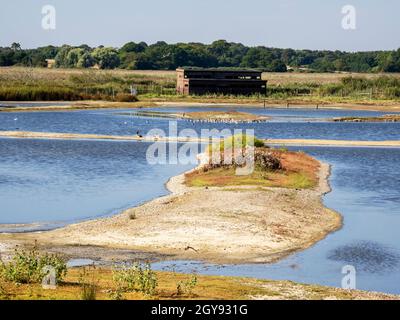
185, 149, 320, 189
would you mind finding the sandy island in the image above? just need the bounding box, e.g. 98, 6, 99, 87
333, 114, 400, 122
0, 155, 341, 264
124, 109, 270, 123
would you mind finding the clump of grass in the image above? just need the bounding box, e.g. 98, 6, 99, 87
112, 262, 158, 297
176, 274, 198, 297
286, 172, 315, 189
78, 266, 98, 300
208, 134, 265, 154
0, 245, 67, 285
0, 283, 9, 300
128, 210, 137, 220
276, 146, 288, 152
115, 93, 138, 102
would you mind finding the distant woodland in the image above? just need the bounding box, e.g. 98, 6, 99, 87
1, 40, 400, 72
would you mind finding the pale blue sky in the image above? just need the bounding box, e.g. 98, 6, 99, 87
1, 0, 399, 51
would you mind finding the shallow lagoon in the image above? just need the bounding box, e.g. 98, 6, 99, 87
1, 107, 400, 141
1, 107, 400, 294
154, 146, 400, 295
0, 138, 196, 231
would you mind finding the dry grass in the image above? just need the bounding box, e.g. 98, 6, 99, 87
185, 150, 320, 189
1, 267, 397, 300
0, 67, 175, 101
263, 72, 400, 85
0, 268, 264, 300
0, 66, 175, 82
2, 67, 400, 110
3, 67, 400, 85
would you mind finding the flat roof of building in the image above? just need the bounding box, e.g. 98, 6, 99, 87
176, 67, 262, 73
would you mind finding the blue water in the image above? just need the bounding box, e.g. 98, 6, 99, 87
1, 106, 400, 294
0, 138, 196, 230
1, 107, 400, 141
146, 106, 396, 122
153, 146, 400, 295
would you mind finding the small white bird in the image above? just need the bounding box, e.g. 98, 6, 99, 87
14, 118, 18, 121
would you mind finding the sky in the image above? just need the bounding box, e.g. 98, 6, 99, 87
0, 0, 399, 52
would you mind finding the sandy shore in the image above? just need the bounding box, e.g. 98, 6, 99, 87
2, 99, 400, 112
156, 101, 400, 112
0, 158, 341, 264
1, 130, 400, 148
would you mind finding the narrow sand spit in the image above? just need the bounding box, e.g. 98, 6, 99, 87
0, 160, 341, 264
2, 100, 400, 112
1, 131, 400, 148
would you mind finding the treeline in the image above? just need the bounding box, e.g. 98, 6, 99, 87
1, 40, 400, 72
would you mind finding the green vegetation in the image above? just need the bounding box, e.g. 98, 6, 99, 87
176, 275, 198, 297
1, 66, 400, 102
78, 266, 98, 300
0, 246, 67, 284
2, 40, 400, 73
186, 166, 315, 189
0, 68, 148, 101
208, 134, 265, 154
186, 148, 320, 189
266, 75, 400, 100
112, 262, 158, 297
0, 264, 395, 300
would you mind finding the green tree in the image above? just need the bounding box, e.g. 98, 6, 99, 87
77, 52, 95, 68
91, 47, 120, 69
120, 41, 148, 53
65, 48, 85, 68
11, 42, 21, 51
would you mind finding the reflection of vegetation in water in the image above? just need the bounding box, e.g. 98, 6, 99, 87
328, 241, 399, 273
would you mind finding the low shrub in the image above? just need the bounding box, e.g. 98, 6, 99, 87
114, 93, 138, 102
78, 267, 98, 300
208, 134, 265, 154
176, 274, 198, 297
0, 246, 67, 285
112, 262, 158, 296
